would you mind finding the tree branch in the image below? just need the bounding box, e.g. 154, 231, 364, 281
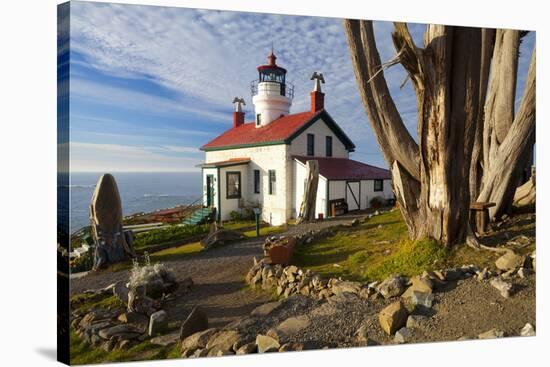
343, 19, 420, 181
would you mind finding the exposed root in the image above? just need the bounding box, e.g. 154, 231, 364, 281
465, 227, 510, 254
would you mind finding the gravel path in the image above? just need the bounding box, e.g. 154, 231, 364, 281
70, 215, 364, 328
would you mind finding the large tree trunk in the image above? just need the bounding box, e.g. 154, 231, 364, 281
297, 160, 319, 224
476, 30, 536, 219
345, 20, 480, 246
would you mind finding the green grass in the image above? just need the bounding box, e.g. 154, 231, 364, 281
70, 330, 181, 365
149, 241, 203, 262
70, 293, 125, 314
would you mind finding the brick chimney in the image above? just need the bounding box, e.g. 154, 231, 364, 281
232, 97, 246, 128
233, 111, 245, 128
310, 90, 325, 112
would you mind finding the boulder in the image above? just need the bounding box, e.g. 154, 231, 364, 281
276, 315, 311, 336
409, 291, 434, 308
478, 329, 505, 339
117, 312, 149, 329
113, 281, 130, 304
148, 310, 168, 336
517, 267, 532, 279
181, 328, 218, 350
490, 278, 513, 298
98, 324, 141, 340
331, 280, 362, 295
401, 276, 433, 299
179, 306, 208, 340
520, 323, 535, 337
236, 342, 258, 355
256, 334, 280, 353
406, 315, 429, 328
379, 301, 408, 335
495, 252, 525, 271
150, 332, 180, 346
206, 330, 243, 351
394, 327, 412, 344
377, 276, 406, 299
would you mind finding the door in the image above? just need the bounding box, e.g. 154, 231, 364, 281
346, 181, 360, 211
206, 175, 214, 207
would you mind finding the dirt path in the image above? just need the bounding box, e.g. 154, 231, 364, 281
70, 214, 365, 328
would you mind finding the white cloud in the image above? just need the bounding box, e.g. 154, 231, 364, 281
70, 142, 202, 172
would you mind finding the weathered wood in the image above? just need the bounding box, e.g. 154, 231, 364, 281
297, 160, 319, 224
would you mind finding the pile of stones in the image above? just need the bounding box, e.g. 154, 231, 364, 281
71, 275, 193, 352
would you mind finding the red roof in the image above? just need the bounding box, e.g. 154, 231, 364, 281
293, 156, 391, 180
201, 111, 321, 150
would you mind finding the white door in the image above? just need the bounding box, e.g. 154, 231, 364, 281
346, 181, 360, 211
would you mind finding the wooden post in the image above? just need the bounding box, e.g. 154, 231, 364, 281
297, 160, 319, 224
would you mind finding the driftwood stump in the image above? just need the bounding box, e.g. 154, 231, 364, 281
297, 160, 319, 224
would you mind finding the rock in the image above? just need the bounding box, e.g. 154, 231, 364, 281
181, 328, 218, 350
443, 268, 462, 281
256, 334, 280, 353
127, 285, 157, 315
117, 312, 149, 329
180, 276, 194, 291
378, 276, 405, 299
331, 280, 362, 295
266, 328, 286, 343
410, 291, 434, 308
102, 339, 116, 352
285, 265, 299, 275
402, 276, 433, 299
150, 332, 180, 346
478, 329, 505, 339
520, 323, 535, 336
394, 327, 412, 344
250, 301, 282, 317
117, 339, 131, 350
406, 315, 429, 328
98, 324, 141, 340
354, 324, 371, 344
379, 301, 408, 335
193, 348, 211, 357
279, 342, 305, 351
179, 306, 208, 340
236, 342, 257, 355
495, 252, 525, 271
148, 310, 168, 336
113, 281, 130, 304
476, 268, 490, 281
490, 278, 513, 298
206, 330, 242, 351
276, 315, 311, 336
181, 348, 197, 358
517, 267, 532, 279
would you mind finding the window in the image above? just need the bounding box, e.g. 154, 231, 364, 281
268, 170, 276, 195
226, 172, 241, 199
307, 134, 315, 156
326, 136, 333, 157
254, 170, 260, 194
374, 179, 383, 192
256, 113, 261, 126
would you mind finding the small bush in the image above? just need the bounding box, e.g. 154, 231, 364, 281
229, 210, 242, 221
129, 253, 177, 296
369, 196, 387, 209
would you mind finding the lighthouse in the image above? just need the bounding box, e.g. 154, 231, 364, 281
251, 51, 294, 127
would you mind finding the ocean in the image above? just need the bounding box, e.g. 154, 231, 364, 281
68, 172, 202, 234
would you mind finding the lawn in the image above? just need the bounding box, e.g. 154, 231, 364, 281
292, 209, 535, 282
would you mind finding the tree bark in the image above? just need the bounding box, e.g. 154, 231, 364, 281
297, 160, 320, 224
345, 20, 482, 246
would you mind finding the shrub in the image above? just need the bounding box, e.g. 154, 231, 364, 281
129, 252, 177, 298
229, 210, 242, 221
369, 196, 387, 209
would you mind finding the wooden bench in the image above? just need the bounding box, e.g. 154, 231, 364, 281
329, 199, 348, 217
470, 202, 496, 235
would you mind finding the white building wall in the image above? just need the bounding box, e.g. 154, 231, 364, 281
360, 179, 394, 208
289, 118, 349, 158
205, 144, 291, 225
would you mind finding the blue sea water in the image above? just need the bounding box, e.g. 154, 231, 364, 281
68, 172, 202, 233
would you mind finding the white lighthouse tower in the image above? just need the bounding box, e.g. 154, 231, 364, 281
251, 51, 294, 127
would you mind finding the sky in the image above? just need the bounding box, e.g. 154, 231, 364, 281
64, 1, 535, 172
